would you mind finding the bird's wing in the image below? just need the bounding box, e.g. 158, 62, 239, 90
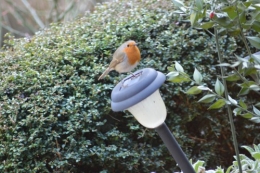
109, 51, 126, 69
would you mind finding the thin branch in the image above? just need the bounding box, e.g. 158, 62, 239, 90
5, 0, 36, 33
20, 0, 45, 29
58, 1, 75, 21
214, 27, 243, 173
1, 24, 27, 37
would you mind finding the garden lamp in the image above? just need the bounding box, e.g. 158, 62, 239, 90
111, 68, 195, 173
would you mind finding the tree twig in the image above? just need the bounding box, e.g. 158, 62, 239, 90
214, 27, 243, 173
20, 0, 45, 29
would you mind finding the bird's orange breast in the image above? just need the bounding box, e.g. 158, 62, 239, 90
124, 46, 141, 65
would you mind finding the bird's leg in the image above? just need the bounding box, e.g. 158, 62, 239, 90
130, 72, 137, 79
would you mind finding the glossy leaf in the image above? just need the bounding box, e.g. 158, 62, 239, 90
192, 160, 205, 172
255, 102, 260, 108
172, 0, 185, 8
252, 21, 260, 32
215, 79, 225, 96
208, 99, 226, 110
239, 11, 246, 24
190, 12, 198, 26
233, 108, 242, 116
253, 106, 260, 116
175, 61, 184, 72
252, 152, 260, 160
215, 15, 233, 28
222, 6, 237, 19
197, 86, 211, 91
250, 117, 260, 123
186, 86, 202, 95
195, 0, 203, 10
193, 68, 203, 84
228, 95, 237, 105
239, 100, 247, 109
198, 94, 216, 103
247, 37, 260, 49
200, 22, 214, 29
168, 72, 191, 83
238, 87, 250, 96
240, 113, 253, 119
224, 74, 240, 82
167, 71, 179, 78
249, 84, 260, 91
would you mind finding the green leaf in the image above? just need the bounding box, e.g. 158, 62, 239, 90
253, 144, 260, 152
172, 0, 185, 8
238, 87, 250, 96
240, 113, 253, 119
195, 0, 203, 10
252, 54, 260, 64
208, 99, 226, 110
200, 22, 214, 29
215, 79, 225, 96
225, 166, 232, 173
216, 63, 231, 67
244, 67, 257, 76
249, 84, 260, 91
215, 167, 224, 173
167, 64, 175, 71
190, 12, 198, 26
239, 11, 246, 24
241, 22, 252, 30
233, 108, 242, 116
198, 94, 216, 103
243, 1, 252, 8
239, 100, 247, 109
167, 71, 179, 78
253, 106, 260, 116
193, 68, 203, 84
251, 8, 260, 21
252, 21, 260, 32
228, 28, 241, 36
215, 15, 233, 28
167, 70, 191, 83
175, 61, 184, 72
197, 86, 210, 90
252, 152, 260, 160
224, 74, 240, 82
247, 37, 260, 49
222, 6, 237, 19
186, 86, 202, 95
192, 160, 205, 172
228, 95, 237, 105
251, 117, 260, 123
255, 102, 260, 108
242, 145, 255, 153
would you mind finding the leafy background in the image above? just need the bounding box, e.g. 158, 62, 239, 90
0, 0, 260, 172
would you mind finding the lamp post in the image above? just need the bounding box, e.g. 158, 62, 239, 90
111, 68, 195, 173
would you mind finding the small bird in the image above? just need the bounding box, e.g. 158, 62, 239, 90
98, 40, 141, 80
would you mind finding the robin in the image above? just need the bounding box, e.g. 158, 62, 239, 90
98, 40, 141, 80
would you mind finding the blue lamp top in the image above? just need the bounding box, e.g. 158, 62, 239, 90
111, 68, 166, 111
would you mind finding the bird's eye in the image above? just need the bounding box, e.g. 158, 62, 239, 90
127, 44, 130, 47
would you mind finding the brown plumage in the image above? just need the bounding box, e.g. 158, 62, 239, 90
98, 40, 141, 80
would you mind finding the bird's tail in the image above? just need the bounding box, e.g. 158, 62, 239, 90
98, 68, 111, 80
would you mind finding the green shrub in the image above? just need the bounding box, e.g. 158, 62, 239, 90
0, 0, 259, 172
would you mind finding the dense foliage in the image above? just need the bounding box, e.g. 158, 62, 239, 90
0, 0, 259, 172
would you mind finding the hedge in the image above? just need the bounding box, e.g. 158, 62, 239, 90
0, 0, 259, 172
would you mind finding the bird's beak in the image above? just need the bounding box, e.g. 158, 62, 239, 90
134, 43, 138, 46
